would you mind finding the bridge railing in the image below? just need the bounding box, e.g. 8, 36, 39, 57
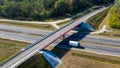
0, 17, 76, 66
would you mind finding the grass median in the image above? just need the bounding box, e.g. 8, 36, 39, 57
0, 21, 55, 30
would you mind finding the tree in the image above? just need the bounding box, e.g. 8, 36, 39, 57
0, 0, 114, 20
54, 0, 68, 16
0, 0, 4, 5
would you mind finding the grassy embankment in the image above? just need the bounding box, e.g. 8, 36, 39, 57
0, 38, 52, 68
87, 6, 120, 38
87, 8, 110, 30
17, 53, 52, 68
87, 1, 120, 38
98, 0, 120, 38
18, 46, 120, 68
0, 38, 29, 63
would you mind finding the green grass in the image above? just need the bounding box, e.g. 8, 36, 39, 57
87, 8, 110, 30
54, 47, 120, 68
57, 20, 72, 26
53, 47, 120, 65
107, 0, 120, 29
97, 5, 120, 38
0, 38, 29, 63
72, 52, 120, 65
18, 46, 120, 68
17, 54, 52, 68
0, 21, 55, 30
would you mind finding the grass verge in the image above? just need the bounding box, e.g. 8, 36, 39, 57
72, 52, 120, 65
17, 54, 52, 68
0, 21, 55, 30
87, 8, 110, 30
0, 38, 29, 63
91, 29, 120, 39
18, 46, 120, 68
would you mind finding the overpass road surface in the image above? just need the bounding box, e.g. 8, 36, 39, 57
0, 6, 112, 68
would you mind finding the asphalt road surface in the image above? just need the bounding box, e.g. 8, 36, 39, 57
1, 6, 119, 68
0, 31, 41, 43
1, 29, 120, 56
0, 24, 52, 35
0, 29, 120, 47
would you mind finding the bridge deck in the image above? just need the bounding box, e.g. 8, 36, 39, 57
0, 7, 108, 68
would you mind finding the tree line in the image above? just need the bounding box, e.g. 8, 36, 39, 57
0, 0, 114, 21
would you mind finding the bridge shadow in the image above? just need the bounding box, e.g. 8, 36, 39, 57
51, 31, 90, 59
51, 22, 94, 59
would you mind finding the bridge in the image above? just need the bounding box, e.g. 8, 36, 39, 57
0, 6, 108, 68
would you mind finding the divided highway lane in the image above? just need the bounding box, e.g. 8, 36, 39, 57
81, 43, 120, 54
55, 42, 120, 56
83, 35, 120, 46
0, 6, 112, 68
0, 29, 120, 47
73, 34, 120, 46
0, 31, 41, 43
0, 24, 52, 35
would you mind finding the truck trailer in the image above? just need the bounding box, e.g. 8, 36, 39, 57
69, 40, 80, 47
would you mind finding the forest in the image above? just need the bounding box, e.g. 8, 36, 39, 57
0, 0, 114, 21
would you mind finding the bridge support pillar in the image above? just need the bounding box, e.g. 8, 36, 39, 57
62, 34, 65, 40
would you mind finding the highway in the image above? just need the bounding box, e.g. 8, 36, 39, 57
0, 31, 41, 43
0, 30, 120, 46
1, 29, 120, 56
54, 41, 120, 56
54, 35, 120, 56
0, 23, 120, 56
72, 34, 120, 47
0, 6, 111, 68
0, 24, 51, 35
1, 27, 120, 56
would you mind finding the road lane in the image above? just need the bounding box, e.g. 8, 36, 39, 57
0, 6, 111, 68
73, 34, 120, 46
0, 31, 41, 43
0, 30, 120, 47
0, 24, 52, 35
55, 42, 120, 56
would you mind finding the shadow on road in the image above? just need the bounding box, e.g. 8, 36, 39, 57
51, 22, 94, 59
51, 31, 90, 59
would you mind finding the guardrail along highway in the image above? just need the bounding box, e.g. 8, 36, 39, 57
0, 6, 109, 68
